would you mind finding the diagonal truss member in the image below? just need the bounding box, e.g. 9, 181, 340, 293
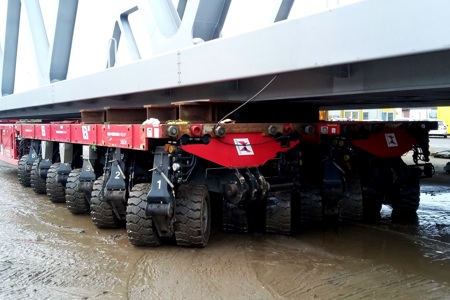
0, 0, 78, 96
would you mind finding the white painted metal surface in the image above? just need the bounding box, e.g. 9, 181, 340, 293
1, 0, 450, 114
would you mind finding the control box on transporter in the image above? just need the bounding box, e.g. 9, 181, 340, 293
0, 101, 437, 248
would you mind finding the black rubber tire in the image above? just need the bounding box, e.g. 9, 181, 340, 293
392, 177, 420, 216
90, 176, 121, 228
65, 168, 91, 214
126, 183, 161, 246
30, 159, 47, 194
174, 184, 211, 247
17, 154, 31, 187
221, 200, 249, 233
339, 178, 363, 223
265, 191, 291, 235
361, 186, 382, 222
46, 162, 66, 203
299, 187, 323, 224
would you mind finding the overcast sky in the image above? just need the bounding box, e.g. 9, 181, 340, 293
0, 0, 361, 93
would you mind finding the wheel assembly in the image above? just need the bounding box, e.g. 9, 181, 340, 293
17, 154, 31, 187
298, 186, 323, 224
90, 176, 121, 228
126, 183, 161, 246
339, 178, 363, 223
46, 162, 66, 203
174, 184, 211, 247
265, 190, 291, 235
222, 200, 249, 233
30, 159, 47, 194
65, 168, 91, 214
391, 176, 420, 216
361, 186, 382, 222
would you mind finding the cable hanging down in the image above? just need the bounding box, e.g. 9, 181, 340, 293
217, 74, 279, 126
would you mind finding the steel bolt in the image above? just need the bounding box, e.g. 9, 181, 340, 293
214, 126, 226, 137
168, 126, 179, 137
268, 125, 278, 135
304, 125, 315, 134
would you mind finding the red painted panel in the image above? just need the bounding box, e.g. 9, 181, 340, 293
17, 123, 143, 149
71, 124, 98, 144
34, 124, 52, 140
352, 128, 416, 158
20, 124, 36, 139
50, 124, 71, 142
182, 133, 299, 168
101, 124, 134, 148
132, 125, 147, 150
0, 124, 18, 165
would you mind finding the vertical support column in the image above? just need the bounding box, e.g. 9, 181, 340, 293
105, 148, 127, 218
38, 141, 54, 179
56, 143, 73, 185
49, 0, 79, 82
59, 143, 73, 164
1, 0, 21, 96
41, 141, 54, 161
82, 145, 97, 160
79, 145, 98, 192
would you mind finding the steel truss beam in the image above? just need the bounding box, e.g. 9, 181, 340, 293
2, 0, 450, 119
1, 0, 21, 96
0, 0, 78, 96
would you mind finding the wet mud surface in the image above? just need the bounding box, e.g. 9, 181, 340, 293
1, 157, 450, 300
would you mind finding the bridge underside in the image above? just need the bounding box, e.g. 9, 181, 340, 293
2, 0, 450, 120
1, 49, 450, 120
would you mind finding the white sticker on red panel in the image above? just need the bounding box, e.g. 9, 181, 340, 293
234, 138, 254, 156
385, 133, 398, 147
147, 127, 160, 138
82, 125, 89, 140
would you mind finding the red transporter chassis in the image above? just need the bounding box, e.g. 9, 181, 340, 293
0, 115, 436, 248
0, 99, 438, 249
0, 123, 20, 165
0, 119, 432, 169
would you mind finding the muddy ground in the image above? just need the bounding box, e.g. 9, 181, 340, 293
1, 152, 450, 299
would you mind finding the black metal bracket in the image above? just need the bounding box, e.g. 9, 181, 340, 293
146, 146, 174, 237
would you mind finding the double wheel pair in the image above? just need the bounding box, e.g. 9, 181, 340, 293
90, 180, 211, 248
18, 155, 89, 212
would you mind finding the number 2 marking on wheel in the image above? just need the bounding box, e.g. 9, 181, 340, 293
115, 171, 120, 179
